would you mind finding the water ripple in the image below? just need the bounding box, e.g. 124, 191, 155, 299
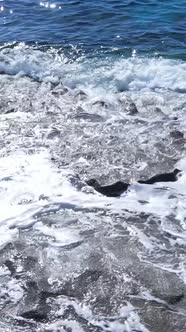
0, 0, 185, 59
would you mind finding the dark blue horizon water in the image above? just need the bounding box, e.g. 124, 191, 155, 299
0, 0, 185, 60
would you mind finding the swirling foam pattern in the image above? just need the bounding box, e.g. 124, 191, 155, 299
0, 1, 186, 331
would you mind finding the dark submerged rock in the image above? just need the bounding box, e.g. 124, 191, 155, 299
75, 90, 87, 100
126, 101, 138, 115
47, 128, 61, 139
5, 108, 15, 114
20, 308, 48, 321
0, 176, 12, 181
141, 304, 186, 332
58, 269, 102, 299
92, 100, 109, 108
170, 130, 184, 139
86, 169, 182, 197
86, 179, 129, 197
4, 259, 16, 276
51, 86, 69, 96
119, 97, 138, 115
138, 168, 181, 185
166, 293, 184, 305
18, 280, 51, 322
61, 305, 103, 332
74, 112, 104, 122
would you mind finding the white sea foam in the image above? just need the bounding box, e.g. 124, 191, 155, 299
0, 45, 185, 93
0, 150, 72, 243
44, 298, 150, 332
34, 222, 82, 246
1, 147, 186, 260
0, 45, 186, 331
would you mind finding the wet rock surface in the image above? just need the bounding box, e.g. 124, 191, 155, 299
0, 208, 186, 331
0, 54, 186, 331
0, 75, 185, 184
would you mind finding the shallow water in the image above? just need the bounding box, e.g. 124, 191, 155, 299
0, 1, 186, 331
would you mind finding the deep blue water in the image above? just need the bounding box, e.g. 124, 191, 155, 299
0, 0, 185, 59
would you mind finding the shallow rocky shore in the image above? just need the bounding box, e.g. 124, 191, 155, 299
0, 51, 186, 331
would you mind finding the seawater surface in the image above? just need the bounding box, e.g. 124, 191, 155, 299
0, 0, 185, 58
0, 1, 186, 332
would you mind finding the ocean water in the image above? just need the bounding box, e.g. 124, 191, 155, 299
0, 0, 185, 59
0, 1, 186, 332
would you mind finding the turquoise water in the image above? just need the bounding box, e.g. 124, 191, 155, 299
0, 0, 185, 59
